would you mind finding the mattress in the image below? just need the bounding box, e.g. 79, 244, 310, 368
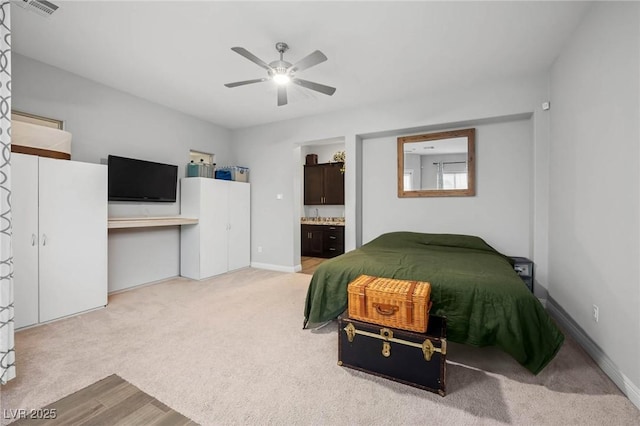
11, 120, 72, 159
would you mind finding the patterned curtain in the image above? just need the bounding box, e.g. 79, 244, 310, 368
0, 0, 14, 384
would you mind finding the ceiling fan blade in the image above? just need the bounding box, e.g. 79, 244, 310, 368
224, 78, 269, 88
277, 85, 288, 106
231, 47, 272, 71
292, 78, 336, 96
289, 50, 327, 73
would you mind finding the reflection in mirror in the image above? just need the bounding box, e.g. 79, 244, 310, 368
398, 128, 475, 197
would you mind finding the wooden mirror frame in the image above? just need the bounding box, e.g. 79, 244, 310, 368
397, 128, 475, 197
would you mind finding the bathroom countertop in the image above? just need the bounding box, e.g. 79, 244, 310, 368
300, 217, 345, 226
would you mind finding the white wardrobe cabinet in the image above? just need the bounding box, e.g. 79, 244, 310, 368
180, 178, 250, 279
12, 153, 108, 328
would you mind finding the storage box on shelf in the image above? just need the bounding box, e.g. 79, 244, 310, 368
187, 160, 215, 178
215, 166, 249, 182
305, 153, 318, 165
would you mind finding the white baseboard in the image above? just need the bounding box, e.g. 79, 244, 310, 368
547, 298, 640, 410
251, 262, 300, 273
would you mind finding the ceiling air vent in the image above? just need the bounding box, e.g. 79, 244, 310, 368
14, 0, 59, 18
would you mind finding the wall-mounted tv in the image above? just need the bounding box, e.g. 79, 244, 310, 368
108, 155, 178, 202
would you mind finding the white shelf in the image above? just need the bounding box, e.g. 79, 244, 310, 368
108, 216, 198, 229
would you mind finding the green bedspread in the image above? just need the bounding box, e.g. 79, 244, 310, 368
303, 232, 564, 374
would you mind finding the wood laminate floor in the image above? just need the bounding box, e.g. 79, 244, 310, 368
299, 256, 325, 275
10, 374, 197, 426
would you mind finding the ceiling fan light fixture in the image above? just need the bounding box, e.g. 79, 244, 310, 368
225, 42, 335, 106
273, 73, 290, 85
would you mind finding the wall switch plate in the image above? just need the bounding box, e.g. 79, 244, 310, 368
592, 304, 599, 322
257, 246, 263, 253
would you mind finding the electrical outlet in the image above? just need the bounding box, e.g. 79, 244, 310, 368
257, 246, 263, 253
592, 304, 599, 323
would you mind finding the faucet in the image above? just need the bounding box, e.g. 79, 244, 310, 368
315, 208, 319, 219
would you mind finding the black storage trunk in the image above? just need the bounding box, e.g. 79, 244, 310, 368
338, 313, 447, 396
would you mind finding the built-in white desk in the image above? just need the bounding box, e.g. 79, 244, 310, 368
108, 216, 198, 229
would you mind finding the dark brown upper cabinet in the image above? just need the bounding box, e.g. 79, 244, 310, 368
304, 162, 344, 205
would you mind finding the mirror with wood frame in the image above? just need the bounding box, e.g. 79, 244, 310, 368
397, 128, 475, 197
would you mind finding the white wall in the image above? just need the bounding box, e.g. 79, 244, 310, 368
232, 75, 551, 280
302, 142, 344, 165
404, 154, 422, 190
13, 54, 234, 292
549, 2, 640, 391
362, 118, 532, 256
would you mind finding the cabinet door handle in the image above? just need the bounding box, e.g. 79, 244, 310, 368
41, 234, 47, 246
329, 248, 336, 251
329, 236, 336, 240
31, 234, 37, 246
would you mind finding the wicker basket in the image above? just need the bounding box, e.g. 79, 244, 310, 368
347, 275, 432, 333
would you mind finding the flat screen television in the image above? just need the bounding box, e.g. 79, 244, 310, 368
108, 155, 178, 202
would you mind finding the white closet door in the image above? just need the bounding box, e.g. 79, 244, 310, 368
11, 153, 39, 328
200, 179, 229, 278
227, 182, 250, 271
38, 157, 107, 322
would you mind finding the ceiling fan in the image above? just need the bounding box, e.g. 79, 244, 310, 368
224, 42, 336, 106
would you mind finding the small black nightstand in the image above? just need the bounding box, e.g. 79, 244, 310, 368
510, 257, 534, 293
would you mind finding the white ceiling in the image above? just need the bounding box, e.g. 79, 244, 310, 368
12, 1, 591, 130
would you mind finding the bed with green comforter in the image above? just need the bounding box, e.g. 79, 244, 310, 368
303, 232, 564, 374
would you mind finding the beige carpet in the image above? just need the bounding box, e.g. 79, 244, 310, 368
1, 268, 638, 425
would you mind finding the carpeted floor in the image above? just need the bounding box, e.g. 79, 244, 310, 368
1, 268, 639, 425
